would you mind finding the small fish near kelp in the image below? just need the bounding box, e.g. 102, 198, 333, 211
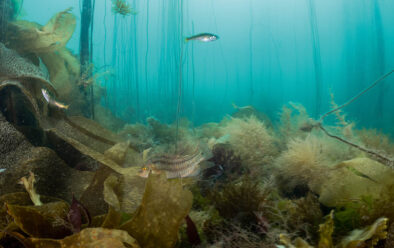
186, 33, 219, 42
138, 149, 207, 179
42, 88, 69, 110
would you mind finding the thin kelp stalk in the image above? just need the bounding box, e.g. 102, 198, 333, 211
111, 14, 118, 111
80, 0, 95, 119
210, 0, 229, 107
144, 0, 150, 114
131, 1, 139, 121
175, 0, 184, 150
103, 0, 109, 108
0, 0, 7, 43
307, 0, 323, 118
191, 22, 196, 123
373, 1, 386, 118
248, 0, 254, 103
302, 70, 394, 167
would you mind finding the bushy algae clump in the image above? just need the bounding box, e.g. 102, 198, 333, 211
220, 116, 278, 173
111, 0, 136, 16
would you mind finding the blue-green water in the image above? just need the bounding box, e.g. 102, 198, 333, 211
24, 0, 394, 132
1, 1, 394, 247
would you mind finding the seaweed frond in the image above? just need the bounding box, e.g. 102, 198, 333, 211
274, 135, 328, 194
221, 116, 278, 171
111, 0, 136, 16
18, 171, 42, 206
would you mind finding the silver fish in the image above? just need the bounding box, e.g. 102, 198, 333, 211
42, 89, 69, 110
186, 33, 219, 42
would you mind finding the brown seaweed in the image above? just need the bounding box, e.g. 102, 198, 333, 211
28, 228, 139, 248
120, 174, 193, 248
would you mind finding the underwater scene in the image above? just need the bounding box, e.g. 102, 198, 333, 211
0, 0, 394, 247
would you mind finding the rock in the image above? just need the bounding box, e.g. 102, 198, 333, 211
0, 112, 93, 201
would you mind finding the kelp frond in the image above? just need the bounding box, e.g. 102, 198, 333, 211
111, 0, 136, 16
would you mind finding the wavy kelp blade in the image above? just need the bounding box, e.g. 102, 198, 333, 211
6, 8, 76, 54
41, 8, 76, 48
6, 201, 71, 239
28, 228, 139, 248
120, 173, 193, 248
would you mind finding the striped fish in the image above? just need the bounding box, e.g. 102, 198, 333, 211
138, 149, 205, 179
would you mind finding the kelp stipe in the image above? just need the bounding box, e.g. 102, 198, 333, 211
301, 70, 394, 167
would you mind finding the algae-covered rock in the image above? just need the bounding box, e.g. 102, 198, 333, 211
28, 228, 139, 248
0, 42, 57, 94
0, 146, 94, 201
120, 174, 193, 248
7, 201, 71, 238
0, 111, 32, 167
318, 158, 394, 207
0, 111, 93, 200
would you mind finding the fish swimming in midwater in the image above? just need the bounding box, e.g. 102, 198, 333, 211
232, 103, 254, 111
41, 88, 69, 110
186, 33, 219, 42
138, 149, 206, 179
